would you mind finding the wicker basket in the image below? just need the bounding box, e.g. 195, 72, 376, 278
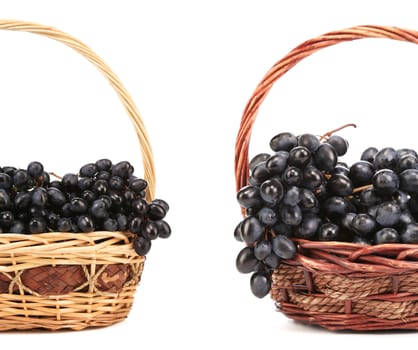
235, 25, 418, 331
0, 20, 156, 331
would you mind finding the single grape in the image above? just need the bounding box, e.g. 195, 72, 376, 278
112, 161, 134, 179
400, 169, 418, 194
254, 240, 272, 260
133, 235, 151, 256
361, 147, 378, 163
236, 246, 258, 273
0, 190, 11, 210
282, 166, 303, 186
263, 253, 280, 269
90, 199, 109, 219
29, 217, 47, 234
327, 135, 348, 156
237, 186, 262, 209
294, 213, 321, 239
62, 173, 78, 191
398, 154, 418, 172
78, 177, 94, 191
341, 212, 356, 231
9, 221, 25, 233
359, 188, 382, 207
13, 170, 32, 190
143, 221, 159, 240
302, 166, 324, 190
375, 201, 401, 226
351, 214, 377, 236
77, 215, 94, 233
401, 223, 418, 243
374, 147, 399, 170
259, 178, 284, 205
299, 189, 319, 212
372, 169, 399, 195
314, 143, 337, 172
129, 177, 147, 193
240, 216, 264, 244
70, 197, 88, 214
129, 216, 143, 234
116, 213, 129, 231
297, 133, 320, 152
349, 161, 375, 186
266, 151, 289, 175
283, 186, 301, 206
323, 196, 351, 220
27, 161, 44, 178
270, 132, 297, 152
0, 173, 11, 190
95, 159, 112, 172
257, 207, 277, 227
318, 222, 340, 241
375, 227, 400, 244
271, 234, 296, 259
155, 220, 171, 238
280, 205, 302, 226
79, 163, 97, 177
327, 174, 353, 196
0, 211, 14, 227
250, 272, 271, 298
288, 146, 311, 169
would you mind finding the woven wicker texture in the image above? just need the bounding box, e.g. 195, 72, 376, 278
0, 19, 153, 330
235, 25, 418, 331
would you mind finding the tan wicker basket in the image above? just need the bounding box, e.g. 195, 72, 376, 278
235, 25, 418, 331
0, 19, 156, 331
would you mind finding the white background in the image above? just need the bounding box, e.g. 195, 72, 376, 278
1, 0, 418, 348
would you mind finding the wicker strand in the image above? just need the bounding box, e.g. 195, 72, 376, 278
0, 19, 156, 200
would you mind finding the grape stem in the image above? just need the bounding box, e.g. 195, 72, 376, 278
352, 184, 372, 194
319, 123, 357, 141
49, 172, 63, 180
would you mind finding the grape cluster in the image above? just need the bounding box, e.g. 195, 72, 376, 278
235, 127, 418, 298
0, 160, 171, 256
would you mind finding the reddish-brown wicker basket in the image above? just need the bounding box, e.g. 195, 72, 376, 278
235, 25, 418, 331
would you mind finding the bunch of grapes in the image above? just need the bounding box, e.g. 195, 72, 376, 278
0, 160, 171, 256
235, 125, 418, 298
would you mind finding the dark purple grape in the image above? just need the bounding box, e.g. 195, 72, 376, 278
29, 217, 47, 234
95, 159, 112, 172
14, 191, 31, 211
283, 186, 301, 206
13, 170, 32, 190
116, 213, 128, 231
302, 166, 324, 190
112, 161, 134, 179
9, 221, 25, 233
241, 216, 264, 244
96, 171, 111, 181
236, 246, 258, 273
129, 178, 147, 193
155, 220, 171, 238
271, 222, 292, 237
323, 196, 351, 220
266, 151, 289, 174
254, 240, 272, 260
27, 161, 44, 178
375, 227, 399, 244
401, 223, 418, 243
332, 164, 350, 177
372, 169, 399, 195
270, 132, 297, 152
129, 216, 142, 234
0, 211, 14, 227
93, 179, 109, 195
374, 147, 399, 170
109, 176, 124, 190
143, 221, 159, 240
349, 161, 374, 186
288, 146, 311, 169
341, 212, 356, 231
131, 199, 149, 216
271, 234, 296, 259
250, 271, 271, 298
361, 147, 378, 163
79, 163, 97, 177
249, 153, 270, 172
77, 215, 94, 232
263, 253, 280, 269
257, 207, 277, 226
398, 148, 418, 158
237, 186, 262, 209
31, 187, 48, 207
353, 235, 371, 245
133, 235, 151, 256
351, 214, 376, 236
250, 162, 270, 185
90, 199, 109, 219
78, 177, 94, 191
359, 188, 381, 207
393, 191, 410, 210
398, 154, 418, 172
318, 222, 340, 241
282, 166, 303, 186
82, 190, 96, 202
70, 197, 88, 214
280, 205, 302, 226
0, 173, 11, 190
400, 169, 418, 194
314, 143, 337, 172
62, 173, 78, 191
327, 135, 348, 156
294, 213, 321, 239
375, 201, 401, 226
398, 210, 415, 228
297, 133, 320, 152
259, 178, 284, 205
0, 190, 11, 211
299, 189, 319, 212
327, 174, 353, 196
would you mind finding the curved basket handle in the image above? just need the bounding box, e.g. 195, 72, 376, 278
0, 19, 156, 201
235, 25, 418, 194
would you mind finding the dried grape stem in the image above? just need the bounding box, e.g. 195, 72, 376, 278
320, 123, 357, 141
352, 184, 372, 194
49, 172, 63, 180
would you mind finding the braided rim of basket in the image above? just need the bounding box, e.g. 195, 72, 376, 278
0, 19, 156, 201
234, 26, 418, 330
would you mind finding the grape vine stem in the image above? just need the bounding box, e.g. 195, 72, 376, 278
320, 123, 357, 141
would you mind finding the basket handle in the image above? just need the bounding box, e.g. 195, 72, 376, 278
235, 25, 418, 194
0, 19, 156, 201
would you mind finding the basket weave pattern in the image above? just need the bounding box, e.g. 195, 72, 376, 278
0, 20, 154, 331
235, 26, 418, 331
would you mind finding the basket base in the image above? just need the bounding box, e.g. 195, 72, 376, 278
0, 284, 138, 331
